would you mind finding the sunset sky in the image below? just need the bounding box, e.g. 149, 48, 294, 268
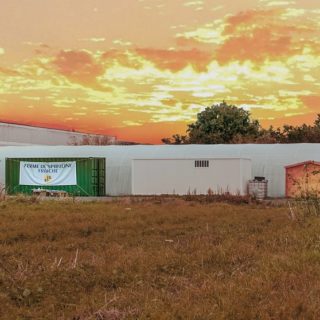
0, 0, 319, 143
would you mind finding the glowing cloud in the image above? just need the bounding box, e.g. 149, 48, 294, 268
0, 0, 319, 143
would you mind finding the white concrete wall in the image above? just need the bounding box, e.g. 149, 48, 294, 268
0, 122, 116, 146
132, 158, 252, 195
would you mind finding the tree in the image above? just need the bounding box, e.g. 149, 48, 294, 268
161, 134, 189, 145
162, 101, 320, 144
281, 123, 320, 143
68, 134, 114, 145
255, 126, 283, 144
186, 101, 260, 144
315, 114, 320, 128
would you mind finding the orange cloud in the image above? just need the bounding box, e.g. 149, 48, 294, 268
0, 66, 20, 76
135, 48, 212, 72
214, 9, 315, 64
216, 28, 295, 63
175, 36, 205, 48
52, 50, 106, 89
300, 96, 320, 112
175, 8, 318, 64
101, 47, 213, 72
261, 112, 318, 128
1, 2, 319, 144
224, 9, 277, 34
102, 49, 143, 69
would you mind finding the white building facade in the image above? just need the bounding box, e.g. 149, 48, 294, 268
0, 144, 319, 197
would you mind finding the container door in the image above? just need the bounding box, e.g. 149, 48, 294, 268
5, 158, 16, 195
98, 158, 105, 196
90, 158, 105, 196
91, 159, 99, 196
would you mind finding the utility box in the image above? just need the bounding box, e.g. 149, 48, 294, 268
285, 161, 320, 198
248, 177, 268, 200
132, 158, 252, 196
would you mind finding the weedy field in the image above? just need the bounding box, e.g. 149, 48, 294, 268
1, 197, 320, 319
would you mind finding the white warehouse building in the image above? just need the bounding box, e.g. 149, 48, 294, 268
0, 122, 116, 146
0, 144, 320, 197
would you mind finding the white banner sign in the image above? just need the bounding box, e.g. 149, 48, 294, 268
19, 161, 77, 186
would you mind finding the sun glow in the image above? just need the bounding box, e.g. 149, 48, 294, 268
0, 0, 319, 143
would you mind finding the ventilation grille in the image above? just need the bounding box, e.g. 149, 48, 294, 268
195, 160, 209, 168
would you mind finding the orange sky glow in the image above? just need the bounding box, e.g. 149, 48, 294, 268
0, 0, 319, 143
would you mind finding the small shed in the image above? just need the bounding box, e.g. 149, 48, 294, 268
285, 161, 320, 198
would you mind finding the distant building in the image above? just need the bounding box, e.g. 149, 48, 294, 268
0, 122, 116, 146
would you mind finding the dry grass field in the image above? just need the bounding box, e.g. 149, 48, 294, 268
1, 197, 320, 319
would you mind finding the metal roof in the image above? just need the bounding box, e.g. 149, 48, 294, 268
285, 160, 320, 169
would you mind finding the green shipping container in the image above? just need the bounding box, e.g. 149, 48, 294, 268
5, 157, 106, 196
